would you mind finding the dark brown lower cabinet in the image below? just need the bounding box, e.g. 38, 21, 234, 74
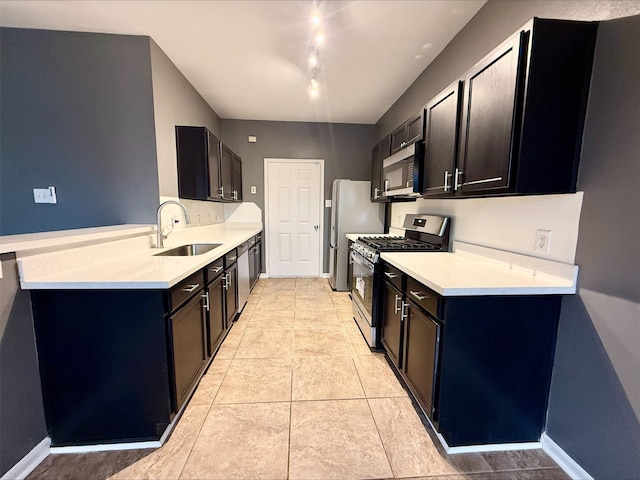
380, 280, 403, 368
224, 261, 239, 325
403, 300, 440, 420
169, 292, 208, 412
207, 274, 226, 355
378, 261, 562, 448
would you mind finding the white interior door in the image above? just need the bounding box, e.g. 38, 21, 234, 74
265, 159, 323, 277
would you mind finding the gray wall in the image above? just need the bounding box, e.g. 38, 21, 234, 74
375, 0, 640, 141
545, 14, 640, 478
0, 254, 47, 476
150, 39, 222, 198
220, 120, 375, 272
375, 1, 640, 477
0, 28, 159, 235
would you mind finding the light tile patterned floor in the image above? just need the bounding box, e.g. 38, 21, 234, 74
27, 278, 570, 480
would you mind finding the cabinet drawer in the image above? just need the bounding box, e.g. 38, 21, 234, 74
224, 248, 238, 268
381, 263, 404, 291
205, 257, 224, 283
406, 276, 439, 319
170, 270, 205, 312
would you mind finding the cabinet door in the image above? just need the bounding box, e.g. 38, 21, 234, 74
176, 126, 209, 201
423, 82, 463, 196
403, 301, 440, 421
224, 262, 239, 325
405, 111, 424, 146
169, 293, 208, 411
458, 32, 525, 194
232, 154, 242, 202
220, 144, 234, 201
380, 281, 404, 368
249, 245, 257, 289
371, 136, 390, 202
390, 124, 407, 155
207, 276, 226, 356
250, 241, 262, 289
207, 131, 222, 200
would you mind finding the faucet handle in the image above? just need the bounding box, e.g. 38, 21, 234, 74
162, 228, 173, 240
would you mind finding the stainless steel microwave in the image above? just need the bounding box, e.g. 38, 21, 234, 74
381, 142, 424, 197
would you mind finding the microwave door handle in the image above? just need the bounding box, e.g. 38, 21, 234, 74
383, 179, 390, 192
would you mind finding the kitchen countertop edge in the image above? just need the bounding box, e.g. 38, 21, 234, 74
380, 247, 578, 297
18, 224, 262, 290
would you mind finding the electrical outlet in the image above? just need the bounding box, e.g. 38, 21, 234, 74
250, 186, 257, 194
534, 230, 551, 253
33, 186, 57, 204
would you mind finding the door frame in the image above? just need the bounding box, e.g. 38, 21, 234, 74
264, 158, 325, 278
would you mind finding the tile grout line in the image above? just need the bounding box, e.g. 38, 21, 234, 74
175, 328, 238, 480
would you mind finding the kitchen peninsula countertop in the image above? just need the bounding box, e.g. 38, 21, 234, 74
18, 223, 262, 290
380, 241, 579, 296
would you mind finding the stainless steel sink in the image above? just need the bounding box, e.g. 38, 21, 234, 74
154, 243, 222, 257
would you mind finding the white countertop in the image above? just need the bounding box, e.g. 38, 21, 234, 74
0, 225, 155, 254
380, 242, 578, 296
18, 223, 262, 290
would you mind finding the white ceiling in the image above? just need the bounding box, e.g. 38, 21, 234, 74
0, 0, 485, 124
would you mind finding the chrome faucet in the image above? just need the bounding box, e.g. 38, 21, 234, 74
156, 200, 191, 248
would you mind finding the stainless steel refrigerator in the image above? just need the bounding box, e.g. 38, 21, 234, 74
329, 180, 384, 291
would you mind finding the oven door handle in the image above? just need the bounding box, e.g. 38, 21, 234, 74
350, 251, 375, 272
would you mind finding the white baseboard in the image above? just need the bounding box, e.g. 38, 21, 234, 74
50, 440, 161, 454
1, 437, 50, 480
444, 441, 542, 454
541, 433, 593, 480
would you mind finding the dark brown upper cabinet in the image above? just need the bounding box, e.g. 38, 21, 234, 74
176, 126, 221, 201
422, 18, 597, 198
219, 143, 234, 202
232, 153, 243, 202
176, 126, 242, 203
422, 81, 463, 196
390, 111, 424, 155
371, 135, 391, 202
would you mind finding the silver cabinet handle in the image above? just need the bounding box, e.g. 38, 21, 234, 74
223, 272, 230, 290
183, 283, 200, 293
202, 292, 210, 311
454, 168, 463, 191
410, 290, 428, 301
401, 301, 409, 322
383, 179, 390, 192
444, 170, 453, 192
219, 186, 224, 198
374, 187, 380, 199
211, 266, 223, 273
228, 256, 237, 262
384, 271, 398, 279
394, 294, 401, 314
233, 190, 238, 200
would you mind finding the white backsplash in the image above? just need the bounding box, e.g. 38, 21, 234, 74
224, 202, 262, 222
159, 196, 225, 235
390, 193, 583, 264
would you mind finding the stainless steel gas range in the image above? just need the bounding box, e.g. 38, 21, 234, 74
350, 214, 450, 348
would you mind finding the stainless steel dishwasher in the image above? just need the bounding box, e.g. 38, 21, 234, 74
236, 241, 250, 311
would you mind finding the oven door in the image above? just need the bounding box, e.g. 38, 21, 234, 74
350, 250, 375, 321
